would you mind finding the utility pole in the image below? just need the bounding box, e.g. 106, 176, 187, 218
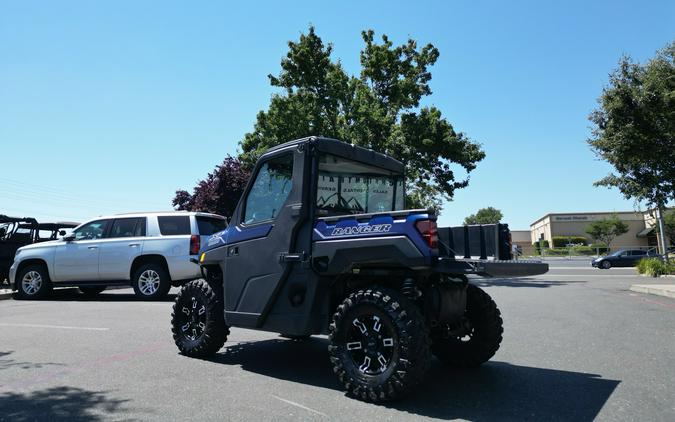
656, 206, 669, 263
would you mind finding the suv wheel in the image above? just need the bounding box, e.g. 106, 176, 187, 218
171, 279, 228, 357
132, 263, 171, 300
431, 284, 503, 367
16, 264, 52, 300
328, 287, 431, 402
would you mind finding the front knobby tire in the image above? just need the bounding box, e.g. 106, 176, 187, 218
432, 284, 503, 367
171, 279, 228, 358
328, 287, 431, 402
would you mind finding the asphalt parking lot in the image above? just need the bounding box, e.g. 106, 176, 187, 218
1, 260, 674, 421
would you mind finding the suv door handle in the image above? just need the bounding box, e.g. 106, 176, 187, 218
88, 245, 98, 250
128, 243, 140, 247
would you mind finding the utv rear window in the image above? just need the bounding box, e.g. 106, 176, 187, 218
316, 153, 404, 216
196, 217, 227, 235
158, 216, 191, 235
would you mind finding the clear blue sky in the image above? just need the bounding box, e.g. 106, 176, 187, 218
1, 1, 673, 228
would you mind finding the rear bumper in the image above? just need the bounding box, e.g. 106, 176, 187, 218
165, 255, 201, 281
434, 258, 549, 277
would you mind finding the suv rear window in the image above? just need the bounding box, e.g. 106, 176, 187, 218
196, 217, 227, 235
158, 216, 191, 235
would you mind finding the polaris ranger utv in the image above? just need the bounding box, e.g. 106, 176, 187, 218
171, 136, 547, 402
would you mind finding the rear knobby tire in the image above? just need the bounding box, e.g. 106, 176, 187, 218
328, 287, 431, 402
171, 279, 228, 358
432, 284, 503, 367
16, 264, 53, 300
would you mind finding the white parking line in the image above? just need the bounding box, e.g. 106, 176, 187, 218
532, 274, 641, 278
271, 394, 327, 417
547, 267, 632, 270
0, 323, 109, 331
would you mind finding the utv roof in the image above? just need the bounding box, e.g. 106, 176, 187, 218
0, 215, 38, 225
36, 222, 80, 230
263, 136, 405, 174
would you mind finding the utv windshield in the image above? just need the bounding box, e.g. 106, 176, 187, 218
316, 153, 404, 216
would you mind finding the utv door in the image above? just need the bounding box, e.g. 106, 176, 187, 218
223, 147, 308, 328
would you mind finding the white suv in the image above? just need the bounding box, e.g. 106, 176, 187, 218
9, 211, 226, 300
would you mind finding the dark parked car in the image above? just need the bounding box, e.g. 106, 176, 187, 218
0, 215, 78, 284
591, 249, 659, 269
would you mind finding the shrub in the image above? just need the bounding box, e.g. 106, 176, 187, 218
533, 240, 549, 253
637, 258, 675, 277
552, 236, 587, 247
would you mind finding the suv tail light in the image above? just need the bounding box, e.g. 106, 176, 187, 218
190, 235, 200, 255
415, 220, 438, 249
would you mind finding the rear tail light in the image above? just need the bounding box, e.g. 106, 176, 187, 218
190, 235, 200, 255
415, 220, 438, 249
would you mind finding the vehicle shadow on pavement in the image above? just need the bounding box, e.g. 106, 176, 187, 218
211, 338, 619, 421
0, 386, 131, 421
392, 361, 620, 421
35, 289, 177, 303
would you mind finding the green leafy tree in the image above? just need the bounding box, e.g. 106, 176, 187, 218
463, 207, 503, 225
588, 42, 674, 214
240, 27, 485, 211
585, 215, 630, 250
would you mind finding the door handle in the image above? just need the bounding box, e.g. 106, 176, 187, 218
88, 246, 98, 250
128, 243, 140, 247
228, 246, 239, 256
280, 252, 306, 263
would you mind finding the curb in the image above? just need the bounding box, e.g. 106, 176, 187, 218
630, 284, 675, 299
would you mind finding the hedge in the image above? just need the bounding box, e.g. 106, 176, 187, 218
552, 236, 587, 247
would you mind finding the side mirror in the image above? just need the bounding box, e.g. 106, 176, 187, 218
63, 233, 76, 242
58, 230, 66, 236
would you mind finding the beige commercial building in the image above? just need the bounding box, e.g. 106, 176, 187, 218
530, 210, 671, 250
511, 230, 536, 255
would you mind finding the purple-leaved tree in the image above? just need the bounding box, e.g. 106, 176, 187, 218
172, 156, 251, 218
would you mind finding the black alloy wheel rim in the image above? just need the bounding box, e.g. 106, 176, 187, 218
345, 309, 397, 376
178, 296, 207, 341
